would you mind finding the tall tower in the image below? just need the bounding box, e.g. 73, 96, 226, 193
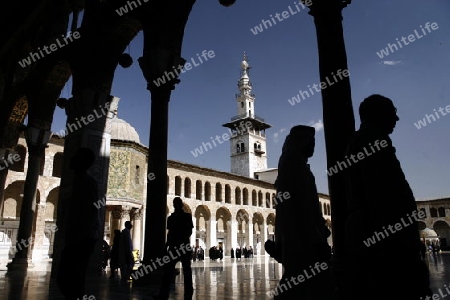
222, 53, 271, 178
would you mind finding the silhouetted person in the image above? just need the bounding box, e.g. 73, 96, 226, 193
119, 221, 134, 281
231, 248, 235, 259
157, 197, 194, 300
271, 125, 336, 300
344, 94, 432, 300
57, 147, 101, 300
236, 247, 241, 260
109, 229, 121, 279
101, 239, 110, 272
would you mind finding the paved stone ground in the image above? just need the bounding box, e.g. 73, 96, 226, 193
0, 252, 449, 300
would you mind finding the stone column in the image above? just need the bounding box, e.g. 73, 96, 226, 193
304, 1, 355, 298
8, 126, 51, 271
131, 209, 143, 251
262, 222, 268, 255
247, 221, 254, 249
50, 92, 118, 278
231, 220, 238, 249
119, 206, 132, 230
208, 216, 217, 250
190, 216, 197, 247
31, 202, 48, 262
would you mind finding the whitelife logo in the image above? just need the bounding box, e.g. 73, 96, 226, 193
18, 31, 81, 68
376, 22, 439, 59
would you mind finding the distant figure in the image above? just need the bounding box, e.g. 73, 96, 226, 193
157, 197, 194, 300
231, 248, 235, 259
57, 147, 101, 300
197, 246, 204, 261
109, 230, 121, 278
248, 246, 253, 258
218, 246, 223, 261
243, 247, 248, 258
119, 221, 134, 282
271, 125, 336, 299
101, 239, 111, 272
235, 247, 241, 260
344, 94, 432, 300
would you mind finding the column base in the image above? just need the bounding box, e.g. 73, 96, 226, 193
7, 257, 35, 272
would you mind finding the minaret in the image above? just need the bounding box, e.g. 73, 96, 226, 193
222, 52, 271, 178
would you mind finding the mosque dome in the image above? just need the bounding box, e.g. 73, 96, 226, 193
110, 116, 140, 144
421, 228, 438, 238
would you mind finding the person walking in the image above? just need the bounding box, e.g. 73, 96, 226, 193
109, 230, 121, 279
269, 125, 336, 300
156, 197, 194, 300
119, 221, 134, 282
344, 94, 432, 300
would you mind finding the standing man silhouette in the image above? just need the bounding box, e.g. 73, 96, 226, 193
57, 147, 101, 300
119, 221, 134, 281
344, 94, 432, 300
157, 197, 194, 300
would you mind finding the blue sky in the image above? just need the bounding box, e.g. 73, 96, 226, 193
53, 0, 450, 200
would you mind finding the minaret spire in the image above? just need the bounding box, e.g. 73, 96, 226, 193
222, 52, 272, 178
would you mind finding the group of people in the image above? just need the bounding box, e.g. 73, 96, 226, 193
208, 246, 224, 261
265, 94, 433, 300
191, 246, 205, 261
230, 246, 253, 259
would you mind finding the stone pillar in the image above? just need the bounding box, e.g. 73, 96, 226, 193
131, 209, 143, 251
262, 222, 268, 255
31, 202, 48, 262
8, 126, 51, 271
247, 221, 254, 249
208, 216, 217, 250
190, 216, 197, 247
231, 220, 238, 249
304, 1, 355, 298
50, 92, 118, 278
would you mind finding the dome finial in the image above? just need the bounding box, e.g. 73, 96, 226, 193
241, 51, 249, 70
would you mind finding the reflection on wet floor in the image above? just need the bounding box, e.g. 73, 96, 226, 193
0, 253, 449, 300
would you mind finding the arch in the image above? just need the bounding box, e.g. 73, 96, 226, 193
271, 193, 276, 208
235, 187, 241, 205
45, 187, 59, 220
215, 183, 222, 202
10, 145, 26, 172
251, 190, 257, 206
204, 181, 211, 201
2, 181, 25, 218
52, 152, 64, 177
417, 221, 427, 231
438, 207, 446, 218
243, 188, 249, 205
253, 212, 264, 234
225, 184, 231, 204
216, 207, 232, 232
196, 180, 202, 200
184, 177, 191, 198
266, 213, 276, 235
433, 220, 450, 250
265, 192, 271, 208
258, 191, 263, 207
195, 205, 212, 232
175, 176, 182, 196
327, 204, 331, 215
430, 207, 438, 218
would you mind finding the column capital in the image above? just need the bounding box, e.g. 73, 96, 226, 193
301, 0, 349, 19
130, 209, 143, 220
111, 206, 132, 219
